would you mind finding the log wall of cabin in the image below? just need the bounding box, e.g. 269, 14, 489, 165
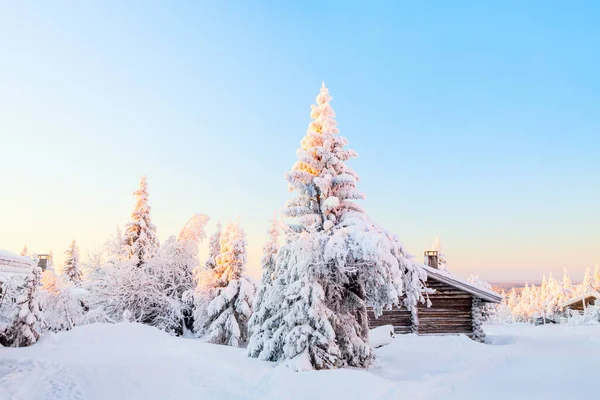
367, 305, 413, 334
417, 279, 474, 336
367, 277, 476, 338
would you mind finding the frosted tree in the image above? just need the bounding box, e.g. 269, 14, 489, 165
248, 83, 425, 370
593, 264, 600, 291
41, 269, 61, 295
580, 267, 594, 295
431, 236, 448, 272
205, 222, 222, 271
46, 250, 55, 272
248, 215, 280, 343
2, 266, 42, 347
92, 214, 209, 335
560, 268, 573, 303
203, 222, 254, 346
20, 245, 28, 257
63, 240, 82, 284
122, 176, 160, 267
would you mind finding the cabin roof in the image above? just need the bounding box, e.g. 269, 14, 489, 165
420, 264, 503, 304
559, 291, 600, 308
0, 249, 34, 275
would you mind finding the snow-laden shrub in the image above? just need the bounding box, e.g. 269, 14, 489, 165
567, 304, 600, 326
89, 213, 209, 336
0, 267, 42, 347
38, 270, 89, 332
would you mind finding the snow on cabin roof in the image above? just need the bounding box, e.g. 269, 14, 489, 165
559, 291, 600, 309
0, 249, 35, 274
420, 264, 503, 304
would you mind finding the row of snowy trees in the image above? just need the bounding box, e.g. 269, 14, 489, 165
495, 266, 600, 323
85, 176, 256, 341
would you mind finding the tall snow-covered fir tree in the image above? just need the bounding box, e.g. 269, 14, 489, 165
122, 176, 160, 267
247, 215, 280, 348
202, 221, 254, 347
1, 266, 42, 347
248, 83, 425, 370
20, 245, 28, 257
63, 240, 82, 284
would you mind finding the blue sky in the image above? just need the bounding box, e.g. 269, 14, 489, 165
1, 1, 598, 281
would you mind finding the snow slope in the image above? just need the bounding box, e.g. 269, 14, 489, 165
1, 322, 599, 400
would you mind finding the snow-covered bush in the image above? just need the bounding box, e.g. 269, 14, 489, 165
38, 271, 89, 332
248, 83, 425, 370
567, 303, 600, 326
89, 212, 209, 335
0, 266, 42, 347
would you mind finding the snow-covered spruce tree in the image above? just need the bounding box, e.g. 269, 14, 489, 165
20, 245, 28, 257
122, 176, 160, 267
1, 266, 42, 347
203, 222, 254, 347
63, 240, 82, 284
248, 83, 425, 370
247, 215, 280, 349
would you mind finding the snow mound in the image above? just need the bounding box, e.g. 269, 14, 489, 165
369, 325, 395, 348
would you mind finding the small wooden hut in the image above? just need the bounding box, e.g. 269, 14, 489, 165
368, 251, 502, 342
559, 291, 600, 313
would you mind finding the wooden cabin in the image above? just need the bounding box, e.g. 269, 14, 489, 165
368, 251, 502, 342
559, 291, 600, 313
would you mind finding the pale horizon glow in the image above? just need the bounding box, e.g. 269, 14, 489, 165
1, 1, 599, 282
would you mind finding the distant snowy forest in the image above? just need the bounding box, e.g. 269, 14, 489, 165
1, 84, 598, 373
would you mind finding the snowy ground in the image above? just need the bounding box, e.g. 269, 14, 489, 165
1, 322, 599, 400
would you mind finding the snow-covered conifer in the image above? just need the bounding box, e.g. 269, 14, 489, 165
20, 245, 28, 257
248, 83, 424, 370
122, 176, 160, 267
63, 240, 82, 284
203, 222, 254, 347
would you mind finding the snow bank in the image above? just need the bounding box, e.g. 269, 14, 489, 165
369, 325, 395, 348
1, 322, 599, 399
